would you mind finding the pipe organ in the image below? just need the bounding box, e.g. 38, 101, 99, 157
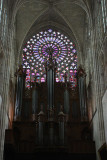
4, 52, 96, 156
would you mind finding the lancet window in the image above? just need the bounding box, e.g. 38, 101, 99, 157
0, 0, 3, 23
101, 0, 107, 33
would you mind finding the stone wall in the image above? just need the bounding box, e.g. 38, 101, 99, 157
0, 0, 16, 159
83, 1, 107, 160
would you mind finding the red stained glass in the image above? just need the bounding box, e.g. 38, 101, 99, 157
22, 29, 77, 88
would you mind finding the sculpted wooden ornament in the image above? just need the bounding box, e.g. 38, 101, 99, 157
15, 65, 26, 77
77, 65, 86, 78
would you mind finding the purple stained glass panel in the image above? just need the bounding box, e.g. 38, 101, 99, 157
22, 29, 77, 88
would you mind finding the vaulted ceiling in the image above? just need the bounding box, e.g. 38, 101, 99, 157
11, 0, 92, 62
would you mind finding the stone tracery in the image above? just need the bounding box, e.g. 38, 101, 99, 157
22, 28, 77, 88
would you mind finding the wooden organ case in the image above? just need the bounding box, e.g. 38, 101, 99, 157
4, 62, 96, 160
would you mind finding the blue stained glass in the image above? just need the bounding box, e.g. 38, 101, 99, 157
22, 29, 77, 88
72, 49, 76, 53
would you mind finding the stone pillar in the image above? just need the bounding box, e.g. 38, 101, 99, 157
102, 90, 107, 144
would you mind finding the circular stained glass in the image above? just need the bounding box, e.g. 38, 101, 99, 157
22, 29, 77, 88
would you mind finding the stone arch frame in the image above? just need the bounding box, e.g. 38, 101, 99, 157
11, 0, 93, 67
19, 23, 79, 64
21, 26, 78, 88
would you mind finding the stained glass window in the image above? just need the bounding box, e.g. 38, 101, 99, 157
0, 0, 3, 23
101, 0, 107, 33
22, 29, 77, 88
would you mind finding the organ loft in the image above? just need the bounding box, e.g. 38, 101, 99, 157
4, 46, 96, 160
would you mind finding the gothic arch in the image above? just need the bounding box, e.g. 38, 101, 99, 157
11, 0, 92, 62
22, 28, 78, 88
19, 23, 80, 64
